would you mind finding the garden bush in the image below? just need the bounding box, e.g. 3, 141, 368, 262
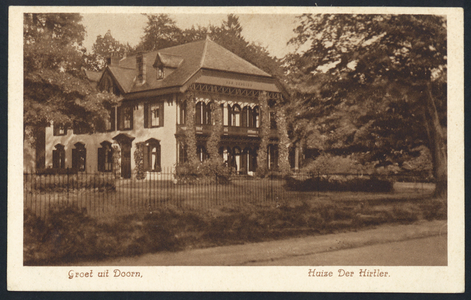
28, 173, 116, 192
175, 161, 231, 185
284, 175, 394, 192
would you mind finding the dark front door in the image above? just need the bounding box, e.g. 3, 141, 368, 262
121, 143, 132, 179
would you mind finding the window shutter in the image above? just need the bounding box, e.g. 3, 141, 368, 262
98, 148, 104, 172
110, 108, 115, 131
228, 105, 232, 126
53, 150, 58, 168
72, 149, 77, 169
130, 107, 134, 130
156, 144, 161, 171
144, 103, 149, 128
160, 102, 164, 127
196, 103, 202, 125
117, 107, 122, 130
143, 145, 149, 171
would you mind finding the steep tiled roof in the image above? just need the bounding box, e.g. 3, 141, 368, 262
102, 39, 273, 95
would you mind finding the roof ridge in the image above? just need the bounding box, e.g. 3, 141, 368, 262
200, 38, 209, 68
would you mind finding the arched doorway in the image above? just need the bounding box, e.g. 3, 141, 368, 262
113, 133, 135, 179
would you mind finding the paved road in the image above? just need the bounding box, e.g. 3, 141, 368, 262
244, 235, 447, 266
78, 220, 447, 266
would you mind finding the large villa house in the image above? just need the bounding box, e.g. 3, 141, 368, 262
41, 38, 297, 178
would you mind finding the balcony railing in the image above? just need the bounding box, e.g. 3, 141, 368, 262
177, 124, 277, 138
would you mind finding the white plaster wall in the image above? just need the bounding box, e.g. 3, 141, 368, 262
45, 98, 177, 175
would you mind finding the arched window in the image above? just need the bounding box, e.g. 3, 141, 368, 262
231, 105, 241, 127
52, 144, 65, 169
72, 142, 86, 171
203, 103, 211, 125
197, 146, 208, 162
268, 144, 279, 170
242, 106, 250, 127
98, 141, 113, 172
144, 139, 161, 172
252, 106, 260, 128
195, 102, 203, 125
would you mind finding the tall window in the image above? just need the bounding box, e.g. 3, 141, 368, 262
144, 102, 164, 128
98, 141, 113, 172
117, 106, 133, 130
72, 142, 86, 171
242, 106, 250, 127
178, 142, 188, 164
253, 106, 260, 128
231, 105, 241, 127
52, 144, 65, 169
144, 139, 161, 172
53, 123, 67, 136
105, 108, 115, 131
270, 111, 277, 129
197, 146, 208, 162
268, 144, 279, 170
180, 101, 186, 125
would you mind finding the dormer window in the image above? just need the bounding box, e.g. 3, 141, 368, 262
157, 67, 164, 80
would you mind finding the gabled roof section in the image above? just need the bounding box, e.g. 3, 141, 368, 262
201, 39, 271, 77
99, 38, 275, 95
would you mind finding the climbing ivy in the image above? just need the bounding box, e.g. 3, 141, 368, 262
207, 100, 223, 165
276, 106, 291, 177
257, 92, 270, 177
111, 141, 121, 179
133, 142, 146, 180
183, 91, 198, 166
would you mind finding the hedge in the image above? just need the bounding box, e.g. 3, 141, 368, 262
284, 175, 394, 192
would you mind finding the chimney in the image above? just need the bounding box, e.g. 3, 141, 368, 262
106, 53, 120, 66
136, 52, 146, 84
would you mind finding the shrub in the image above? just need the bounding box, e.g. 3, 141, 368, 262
175, 161, 231, 185
28, 173, 116, 192
284, 175, 394, 192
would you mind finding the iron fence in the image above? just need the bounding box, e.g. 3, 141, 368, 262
23, 168, 435, 219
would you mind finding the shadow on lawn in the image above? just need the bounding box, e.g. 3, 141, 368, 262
24, 196, 446, 266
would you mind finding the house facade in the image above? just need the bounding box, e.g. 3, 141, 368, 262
44, 38, 295, 178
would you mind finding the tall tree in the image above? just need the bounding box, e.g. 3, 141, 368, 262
85, 30, 132, 71
137, 14, 183, 51
286, 14, 447, 197
24, 13, 119, 137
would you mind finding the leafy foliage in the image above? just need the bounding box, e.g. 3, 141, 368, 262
85, 30, 132, 71
285, 14, 447, 196
24, 13, 119, 136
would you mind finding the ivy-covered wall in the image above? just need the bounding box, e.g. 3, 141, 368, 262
276, 106, 291, 177
183, 91, 198, 166
207, 99, 223, 165
257, 92, 270, 177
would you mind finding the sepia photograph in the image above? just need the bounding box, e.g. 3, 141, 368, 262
8, 6, 464, 292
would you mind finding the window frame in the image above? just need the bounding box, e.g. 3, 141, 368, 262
53, 123, 67, 136
144, 101, 164, 128
72, 142, 87, 172
143, 139, 161, 172
98, 141, 113, 172
117, 105, 133, 131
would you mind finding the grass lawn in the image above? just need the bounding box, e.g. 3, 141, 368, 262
24, 179, 435, 218
24, 180, 444, 266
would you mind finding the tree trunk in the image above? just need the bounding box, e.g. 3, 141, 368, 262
425, 84, 447, 199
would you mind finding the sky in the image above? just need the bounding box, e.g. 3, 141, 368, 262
80, 13, 300, 58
